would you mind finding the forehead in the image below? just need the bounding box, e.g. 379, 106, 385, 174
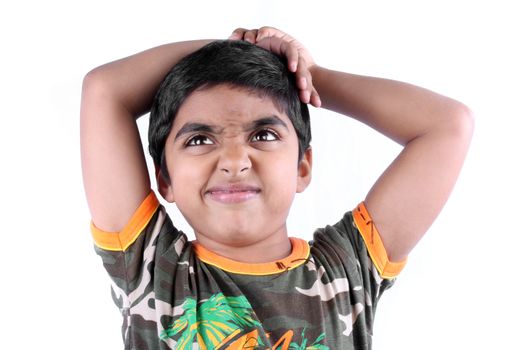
172, 85, 291, 128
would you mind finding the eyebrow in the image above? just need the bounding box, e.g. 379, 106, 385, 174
247, 116, 289, 132
174, 123, 218, 141
174, 115, 289, 141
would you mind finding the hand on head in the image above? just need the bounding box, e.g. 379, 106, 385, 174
229, 26, 321, 108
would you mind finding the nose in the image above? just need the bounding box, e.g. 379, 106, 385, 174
217, 143, 252, 176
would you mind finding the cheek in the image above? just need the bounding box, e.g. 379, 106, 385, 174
169, 157, 212, 195
260, 156, 299, 205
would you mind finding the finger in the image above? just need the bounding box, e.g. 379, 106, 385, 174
229, 27, 247, 40
255, 26, 279, 42
295, 57, 311, 87
297, 75, 311, 104
310, 88, 322, 108
295, 57, 317, 104
297, 76, 308, 90
243, 29, 258, 43
282, 40, 299, 72
300, 90, 312, 105
256, 37, 298, 72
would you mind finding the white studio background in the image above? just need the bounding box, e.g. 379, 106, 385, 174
1, 0, 523, 349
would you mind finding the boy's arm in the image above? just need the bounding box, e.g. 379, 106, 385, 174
80, 40, 211, 232
312, 67, 474, 262
239, 27, 474, 263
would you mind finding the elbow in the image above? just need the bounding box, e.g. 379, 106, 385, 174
80, 67, 116, 127
82, 67, 110, 98
451, 102, 475, 140
438, 101, 475, 142
81, 67, 118, 115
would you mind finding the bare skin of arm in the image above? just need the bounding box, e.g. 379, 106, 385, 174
234, 26, 474, 262
80, 40, 212, 232
312, 67, 474, 262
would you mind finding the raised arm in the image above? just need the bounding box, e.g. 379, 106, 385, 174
311, 67, 474, 262
235, 26, 474, 263
80, 40, 211, 232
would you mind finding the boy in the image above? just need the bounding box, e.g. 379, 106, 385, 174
80, 27, 473, 349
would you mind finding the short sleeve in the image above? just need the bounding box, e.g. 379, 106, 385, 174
90, 190, 186, 295
311, 202, 407, 317
351, 202, 407, 279
91, 191, 160, 252
90, 191, 193, 348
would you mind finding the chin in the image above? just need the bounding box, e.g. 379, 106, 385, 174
186, 207, 288, 246
201, 221, 272, 248
217, 225, 260, 244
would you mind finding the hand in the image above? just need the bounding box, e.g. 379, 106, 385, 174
229, 26, 321, 107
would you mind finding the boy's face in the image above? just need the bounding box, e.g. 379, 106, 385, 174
159, 85, 312, 252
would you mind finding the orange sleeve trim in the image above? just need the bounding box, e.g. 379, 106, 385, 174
193, 238, 310, 276
352, 202, 407, 279
91, 191, 160, 252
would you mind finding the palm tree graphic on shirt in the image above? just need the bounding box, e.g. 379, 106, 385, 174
160, 292, 329, 350
160, 293, 264, 349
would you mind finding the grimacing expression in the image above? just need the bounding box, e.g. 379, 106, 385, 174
158, 85, 312, 247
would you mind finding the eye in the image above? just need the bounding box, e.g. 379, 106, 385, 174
251, 129, 279, 142
186, 135, 214, 147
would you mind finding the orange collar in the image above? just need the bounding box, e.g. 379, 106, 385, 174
192, 238, 310, 276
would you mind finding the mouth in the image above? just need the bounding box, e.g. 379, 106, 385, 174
205, 184, 261, 204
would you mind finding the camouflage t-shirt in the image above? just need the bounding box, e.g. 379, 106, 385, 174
91, 191, 406, 349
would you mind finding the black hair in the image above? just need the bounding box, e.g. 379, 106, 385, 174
148, 40, 311, 180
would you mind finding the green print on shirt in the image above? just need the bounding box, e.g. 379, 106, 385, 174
160, 293, 264, 349
160, 292, 330, 350
287, 328, 329, 350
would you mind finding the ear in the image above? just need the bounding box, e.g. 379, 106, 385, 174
296, 147, 313, 193
155, 163, 175, 203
